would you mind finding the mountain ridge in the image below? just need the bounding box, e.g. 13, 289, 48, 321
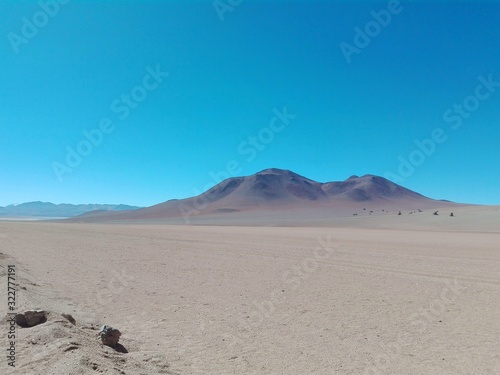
0, 202, 141, 218
68, 168, 459, 223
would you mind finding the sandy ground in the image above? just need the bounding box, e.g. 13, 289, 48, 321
0, 208, 499, 374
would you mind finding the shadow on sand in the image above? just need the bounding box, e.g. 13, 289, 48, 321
113, 343, 128, 353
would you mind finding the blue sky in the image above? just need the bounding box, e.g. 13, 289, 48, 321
1, 0, 499, 206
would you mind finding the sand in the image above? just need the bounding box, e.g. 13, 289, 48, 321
1, 207, 499, 374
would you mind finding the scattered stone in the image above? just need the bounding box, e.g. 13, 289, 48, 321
16, 310, 47, 327
62, 313, 76, 325
99, 325, 121, 347
433, 211, 439, 215
25, 310, 47, 326
15, 314, 28, 327
450, 212, 454, 217
398, 211, 402, 215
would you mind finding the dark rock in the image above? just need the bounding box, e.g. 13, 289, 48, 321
99, 325, 121, 347
16, 310, 47, 327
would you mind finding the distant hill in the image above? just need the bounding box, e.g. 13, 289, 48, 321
68, 168, 459, 223
0, 202, 141, 218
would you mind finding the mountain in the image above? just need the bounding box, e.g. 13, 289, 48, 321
69, 168, 457, 223
0, 202, 141, 218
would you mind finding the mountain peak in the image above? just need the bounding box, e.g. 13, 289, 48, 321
67, 168, 446, 222
256, 168, 295, 175
199, 169, 429, 206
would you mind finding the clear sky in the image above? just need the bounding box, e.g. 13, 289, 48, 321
1, 0, 499, 206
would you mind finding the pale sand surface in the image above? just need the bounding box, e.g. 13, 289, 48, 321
83, 205, 499, 232
1, 209, 499, 374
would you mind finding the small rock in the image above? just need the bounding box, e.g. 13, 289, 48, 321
15, 314, 28, 327
16, 310, 47, 327
99, 325, 121, 347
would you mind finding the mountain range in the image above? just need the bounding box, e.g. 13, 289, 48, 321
68, 168, 458, 223
0, 202, 141, 219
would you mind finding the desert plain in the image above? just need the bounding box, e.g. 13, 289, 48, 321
1, 205, 499, 375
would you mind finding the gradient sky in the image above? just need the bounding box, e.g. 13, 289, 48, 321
1, 0, 499, 207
